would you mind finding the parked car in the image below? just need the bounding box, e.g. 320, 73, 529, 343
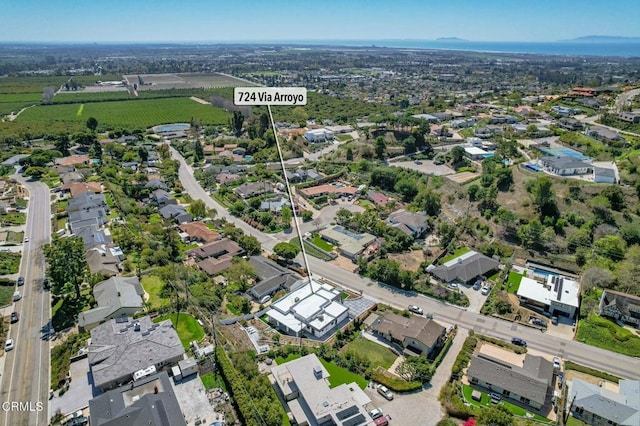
43, 278, 50, 290
376, 384, 394, 400
24, 237, 29, 243
511, 337, 527, 347
481, 285, 491, 295
553, 357, 561, 370
551, 316, 559, 325
368, 408, 383, 420
448, 282, 459, 289
17, 276, 24, 286
5, 339, 14, 351
473, 280, 482, 290
10, 312, 19, 323
12, 291, 21, 301
408, 305, 423, 315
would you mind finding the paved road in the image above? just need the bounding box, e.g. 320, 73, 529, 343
0, 177, 51, 426
170, 146, 640, 381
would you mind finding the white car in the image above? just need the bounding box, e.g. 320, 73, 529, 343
408, 305, 423, 315
376, 384, 394, 400
481, 285, 491, 295
553, 357, 561, 370
5, 339, 14, 351
448, 282, 459, 289
24, 237, 29, 243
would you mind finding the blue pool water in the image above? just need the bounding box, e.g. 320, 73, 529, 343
154, 123, 190, 133
530, 267, 554, 277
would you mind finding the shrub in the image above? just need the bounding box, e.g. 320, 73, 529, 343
372, 367, 422, 392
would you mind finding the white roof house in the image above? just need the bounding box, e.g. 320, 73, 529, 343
517, 275, 580, 318
464, 146, 490, 160
265, 279, 349, 339
304, 128, 334, 143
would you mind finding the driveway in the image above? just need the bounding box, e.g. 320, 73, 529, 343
49, 357, 96, 418
172, 375, 218, 425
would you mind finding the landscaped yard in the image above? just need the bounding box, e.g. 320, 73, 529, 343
6, 230, 24, 244
289, 237, 334, 261
275, 353, 368, 390
505, 271, 524, 293
441, 247, 470, 263
0, 213, 26, 226
177, 241, 198, 252
462, 385, 552, 423
141, 274, 168, 310
200, 372, 226, 391
0, 284, 14, 307
153, 312, 204, 349
576, 314, 640, 357
565, 416, 588, 426
342, 337, 397, 369
149, 213, 163, 224
312, 234, 334, 251
0, 252, 21, 275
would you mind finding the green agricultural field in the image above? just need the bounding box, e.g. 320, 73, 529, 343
0, 93, 43, 115
0, 76, 69, 94
12, 97, 231, 133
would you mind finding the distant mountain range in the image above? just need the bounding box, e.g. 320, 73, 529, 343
563, 35, 640, 43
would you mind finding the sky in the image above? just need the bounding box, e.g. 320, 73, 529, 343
1, 0, 639, 43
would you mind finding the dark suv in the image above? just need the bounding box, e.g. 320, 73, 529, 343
17, 276, 24, 286
43, 278, 50, 290
511, 337, 527, 347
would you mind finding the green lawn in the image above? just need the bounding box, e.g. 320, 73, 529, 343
441, 247, 470, 263
275, 353, 302, 364
462, 385, 552, 423
141, 275, 168, 310
576, 314, 640, 357
56, 199, 69, 212
312, 234, 334, 251
342, 337, 397, 369
0, 284, 15, 307
505, 272, 524, 293
149, 213, 163, 224
153, 312, 204, 349
0, 213, 26, 225
565, 416, 588, 426
177, 241, 198, 252
289, 237, 334, 261
6, 230, 24, 244
200, 372, 226, 391
0, 252, 21, 275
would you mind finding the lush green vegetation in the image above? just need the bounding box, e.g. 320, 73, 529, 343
10, 97, 230, 136
289, 237, 334, 261
141, 274, 168, 310
200, 371, 226, 391
461, 385, 552, 423
342, 337, 396, 369
441, 247, 471, 263
505, 272, 524, 294
0, 280, 15, 306
576, 314, 640, 357
320, 358, 368, 389
0, 252, 21, 274
1, 213, 26, 225
154, 312, 204, 349
50, 333, 89, 391
312, 234, 334, 251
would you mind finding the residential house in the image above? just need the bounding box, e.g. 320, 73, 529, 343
474, 127, 492, 138
412, 113, 439, 123
62, 181, 102, 198
619, 112, 640, 124
599, 290, 640, 327
86, 245, 122, 277
428, 250, 499, 284
149, 189, 175, 207
216, 173, 242, 185
121, 161, 139, 171
559, 117, 584, 131
186, 238, 243, 276
540, 156, 593, 176
464, 146, 490, 161
265, 279, 349, 339
586, 126, 626, 145
248, 256, 299, 301
594, 166, 618, 184
234, 182, 272, 199
387, 209, 429, 239
158, 204, 192, 224
491, 114, 518, 124
89, 371, 187, 426
259, 197, 295, 214
56, 154, 91, 168
569, 87, 596, 97
78, 276, 145, 331
517, 275, 580, 318
87, 316, 184, 391
368, 191, 391, 207
75, 225, 112, 249
271, 354, 371, 426
145, 179, 168, 191
299, 184, 358, 199
178, 221, 220, 244
467, 353, 554, 410
59, 171, 85, 185
450, 118, 476, 128
569, 378, 640, 426
367, 311, 446, 358
67, 192, 108, 213
552, 106, 581, 115
304, 128, 334, 143
319, 226, 376, 260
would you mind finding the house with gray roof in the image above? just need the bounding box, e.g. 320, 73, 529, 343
89, 371, 186, 426
367, 311, 446, 358
594, 166, 617, 184
569, 378, 640, 426
467, 353, 554, 410
259, 197, 292, 214
88, 316, 184, 391
248, 256, 299, 301
271, 354, 371, 426
158, 204, 192, 224
540, 156, 593, 176
78, 276, 145, 331
586, 126, 626, 145
428, 250, 499, 284
318, 226, 376, 260
75, 225, 112, 249
145, 179, 168, 190
387, 209, 429, 239
234, 181, 272, 199
149, 189, 175, 207
67, 192, 108, 213
86, 246, 122, 277
599, 289, 640, 327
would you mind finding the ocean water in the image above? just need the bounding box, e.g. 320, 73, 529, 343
301, 39, 640, 58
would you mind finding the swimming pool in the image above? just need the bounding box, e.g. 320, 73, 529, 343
530, 267, 554, 278
154, 123, 190, 133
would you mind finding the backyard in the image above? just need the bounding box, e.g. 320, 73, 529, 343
275, 353, 368, 389
441, 247, 470, 263
0, 252, 21, 275
153, 312, 205, 349
576, 314, 640, 357
311, 233, 334, 252
341, 337, 397, 370
141, 274, 168, 310
461, 385, 552, 423
505, 271, 524, 293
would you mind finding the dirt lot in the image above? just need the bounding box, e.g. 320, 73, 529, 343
388, 250, 424, 272
446, 171, 481, 183
330, 255, 359, 272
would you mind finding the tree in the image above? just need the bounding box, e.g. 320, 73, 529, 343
601, 186, 625, 211
86, 117, 98, 132
402, 135, 416, 154
55, 135, 71, 156
477, 406, 514, 426
374, 136, 386, 159
24, 166, 47, 179
530, 177, 557, 217
396, 356, 433, 382
193, 139, 204, 162
189, 199, 207, 219
301, 210, 313, 222
273, 242, 300, 261
280, 206, 292, 229
231, 111, 245, 136
238, 235, 262, 255
346, 147, 354, 161
582, 267, 614, 294
43, 236, 87, 299
451, 146, 465, 165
